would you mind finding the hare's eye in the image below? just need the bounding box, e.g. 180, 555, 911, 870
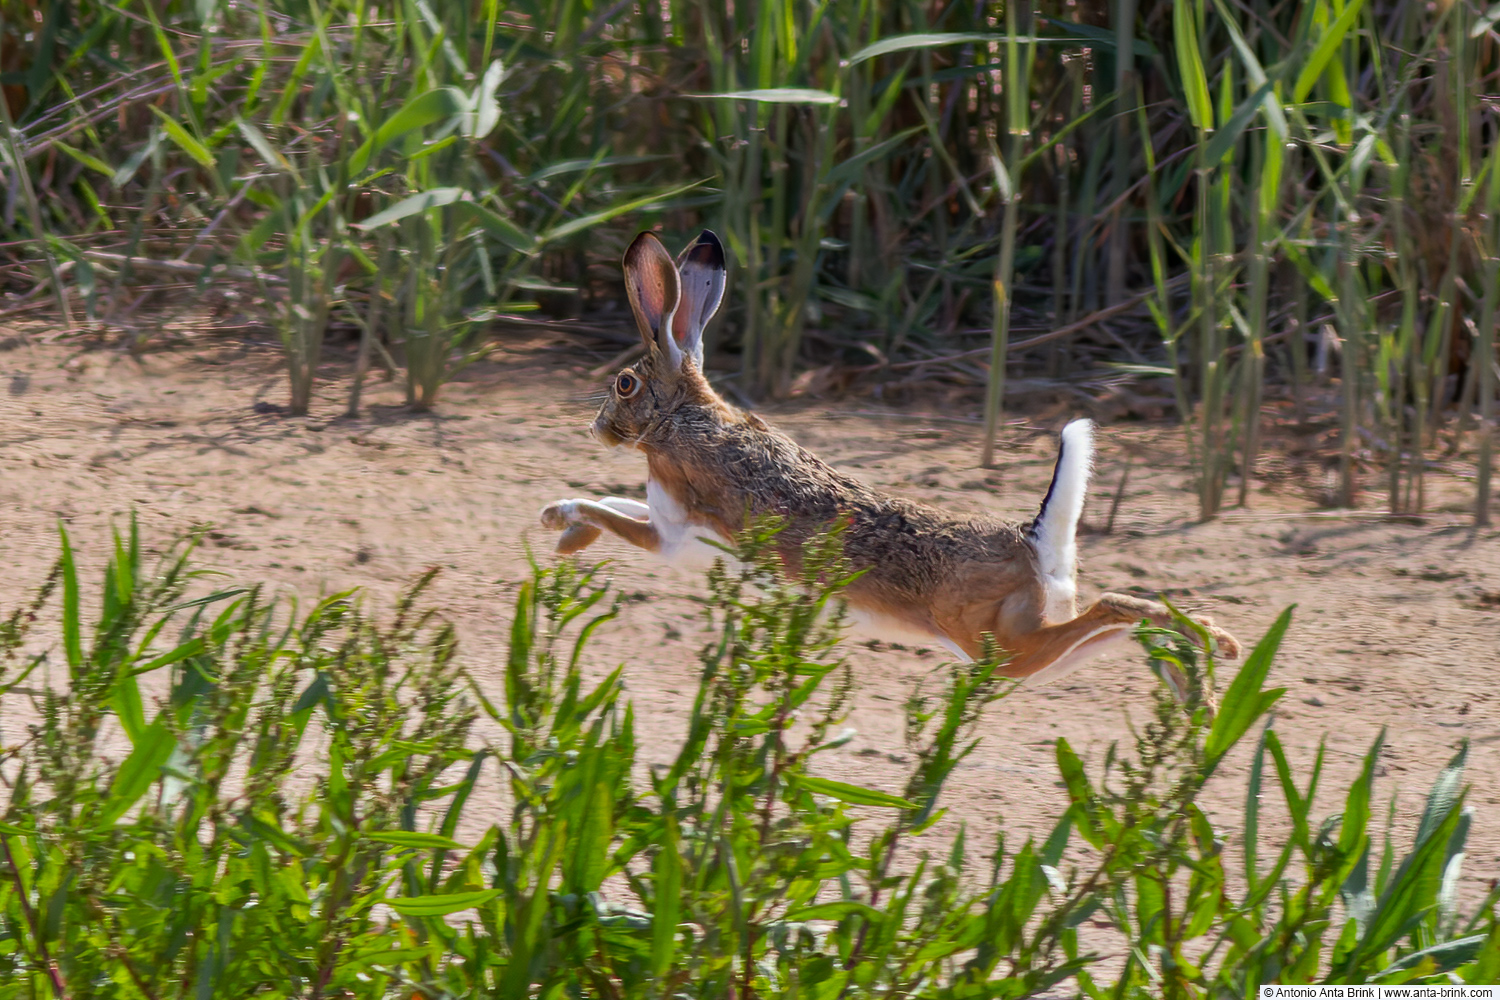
615, 371, 641, 398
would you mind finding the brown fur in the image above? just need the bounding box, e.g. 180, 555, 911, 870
542, 231, 1240, 682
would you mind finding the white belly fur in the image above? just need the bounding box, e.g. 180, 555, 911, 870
845, 607, 970, 662
647, 479, 731, 571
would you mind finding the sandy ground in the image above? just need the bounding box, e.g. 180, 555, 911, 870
2, 316, 1498, 915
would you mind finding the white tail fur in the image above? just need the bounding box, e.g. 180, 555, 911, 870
1028, 419, 1094, 623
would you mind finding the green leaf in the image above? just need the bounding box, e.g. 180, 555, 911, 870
567, 759, 614, 894
467, 59, 503, 139
367, 831, 466, 852
845, 32, 1005, 67
651, 815, 683, 976
148, 106, 216, 169
1203, 81, 1273, 167
1293, 0, 1368, 104
451, 199, 536, 254
236, 119, 291, 173
1173, 0, 1214, 132
796, 774, 918, 809
539, 179, 706, 244
54, 142, 114, 177
112, 673, 146, 746
1204, 607, 1292, 774
386, 888, 503, 916
348, 87, 468, 174
354, 187, 466, 230
57, 522, 83, 673
786, 900, 886, 923
1416, 741, 1467, 847
1054, 738, 1104, 849
99, 720, 175, 826
1375, 935, 1488, 980
693, 88, 841, 104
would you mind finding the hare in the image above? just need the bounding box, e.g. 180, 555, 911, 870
540, 230, 1240, 685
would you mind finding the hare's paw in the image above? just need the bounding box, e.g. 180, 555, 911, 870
1201, 618, 1241, 660
540, 499, 583, 531
540, 500, 603, 554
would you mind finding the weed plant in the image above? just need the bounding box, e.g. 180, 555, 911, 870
0, 519, 1491, 996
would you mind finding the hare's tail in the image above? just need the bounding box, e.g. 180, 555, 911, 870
1028, 419, 1095, 621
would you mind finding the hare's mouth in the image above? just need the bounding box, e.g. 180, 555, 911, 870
591, 420, 625, 448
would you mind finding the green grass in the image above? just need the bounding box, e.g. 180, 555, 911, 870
0, 0, 1496, 511
0, 519, 1493, 996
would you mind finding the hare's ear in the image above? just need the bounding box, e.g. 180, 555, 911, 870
623, 232, 683, 364
672, 230, 727, 368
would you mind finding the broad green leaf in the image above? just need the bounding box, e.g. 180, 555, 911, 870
451, 200, 536, 254
1281, 238, 1337, 301
354, 187, 466, 230
367, 831, 466, 852
1293, 0, 1368, 104
539, 179, 706, 244
1416, 741, 1467, 846
1204, 607, 1292, 774
148, 106, 216, 169
1208, 0, 1290, 141
1344, 792, 1466, 974
236, 119, 291, 173
468, 59, 503, 139
786, 900, 886, 922
1173, 0, 1214, 132
386, 888, 503, 916
130, 635, 211, 676
99, 719, 175, 825
54, 142, 114, 177
1055, 738, 1104, 849
651, 815, 682, 976
694, 88, 841, 105
1203, 81, 1273, 167
1375, 935, 1488, 980
1244, 720, 1272, 895
567, 760, 613, 894
845, 32, 1006, 67
57, 522, 82, 672
112, 673, 146, 746
348, 87, 468, 174
796, 774, 918, 809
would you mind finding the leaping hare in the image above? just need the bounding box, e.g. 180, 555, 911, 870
540, 230, 1239, 684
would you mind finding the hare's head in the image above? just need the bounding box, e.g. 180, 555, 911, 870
593, 230, 728, 449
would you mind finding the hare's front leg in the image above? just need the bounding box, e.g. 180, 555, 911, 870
540, 497, 659, 555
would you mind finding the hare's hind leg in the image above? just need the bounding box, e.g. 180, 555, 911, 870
540, 498, 660, 554
994, 592, 1240, 687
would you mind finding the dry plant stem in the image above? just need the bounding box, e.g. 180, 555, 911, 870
81, 250, 280, 285
980, 4, 1030, 468
0, 102, 74, 332
1105, 457, 1133, 535
1477, 155, 1499, 527
1106, 0, 1137, 308
1337, 242, 1360, 509
981, 191, 1017, 469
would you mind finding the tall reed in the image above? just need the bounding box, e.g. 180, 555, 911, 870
0, 0, 1494, 514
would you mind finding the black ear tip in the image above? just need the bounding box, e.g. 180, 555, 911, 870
691, 230, 726, 268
